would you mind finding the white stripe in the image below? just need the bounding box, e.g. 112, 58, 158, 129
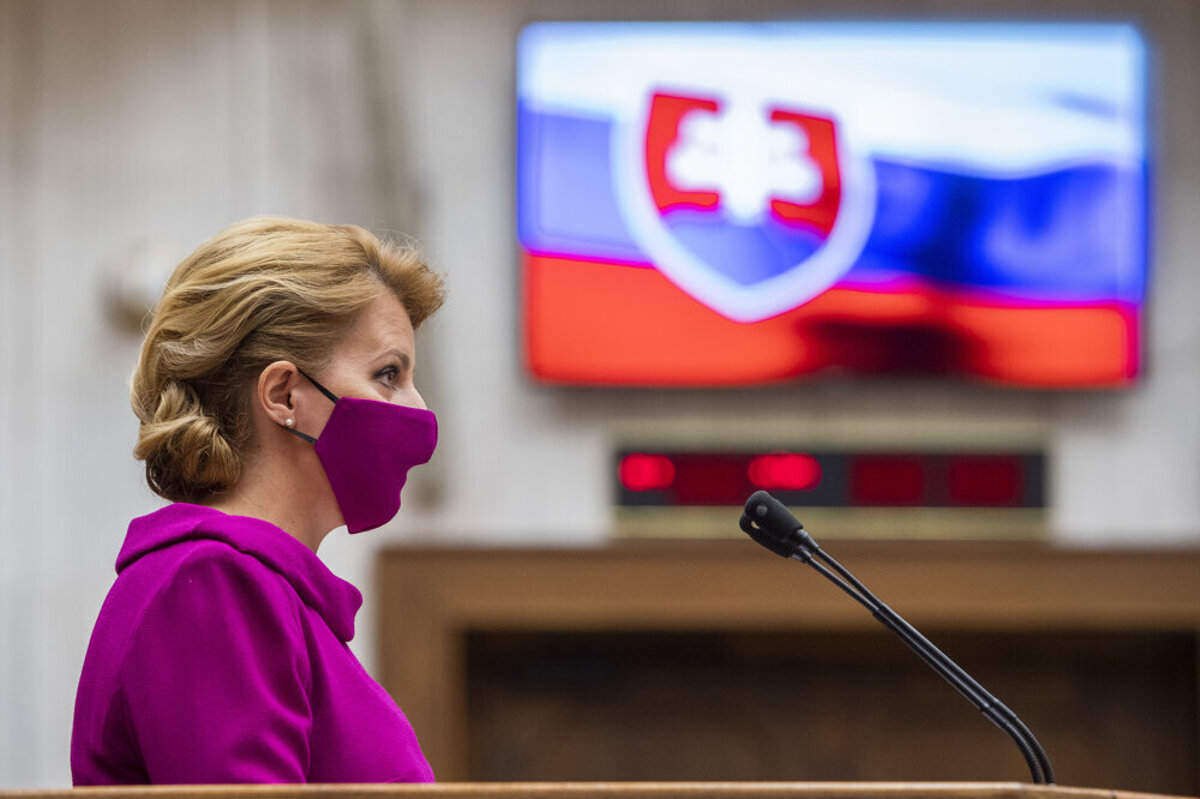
518, 22, 1145, 176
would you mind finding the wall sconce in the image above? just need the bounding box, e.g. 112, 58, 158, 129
99, 239, 187, 334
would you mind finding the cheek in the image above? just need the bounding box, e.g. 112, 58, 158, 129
308, 400, 338, 438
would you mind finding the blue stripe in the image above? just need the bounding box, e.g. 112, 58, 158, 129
517, 105, 1146, 304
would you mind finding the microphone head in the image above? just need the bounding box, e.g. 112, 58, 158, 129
739, 511, 797, 558
744, 489, 802, 534
740, 490, 817, 558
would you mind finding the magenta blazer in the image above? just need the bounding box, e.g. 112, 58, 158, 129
71, 503, 434, 784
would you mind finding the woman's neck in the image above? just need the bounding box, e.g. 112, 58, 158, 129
205, 462, 337, 552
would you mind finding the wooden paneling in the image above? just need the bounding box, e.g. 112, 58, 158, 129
465, 630, 1194, 787
1, 782, 1193, 799
377, 543, 1200, 792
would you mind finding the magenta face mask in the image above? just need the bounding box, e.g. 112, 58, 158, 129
285, 370, 437, 534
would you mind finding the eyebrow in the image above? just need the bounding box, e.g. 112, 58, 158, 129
378, 349, 413, 372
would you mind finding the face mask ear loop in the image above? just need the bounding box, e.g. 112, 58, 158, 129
283, 426, 318, 445
280, 367, 340, 443
296, 368, 341, 405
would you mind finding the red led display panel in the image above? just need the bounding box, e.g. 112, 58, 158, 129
947, 455, 1025, 506
616, 450, 1043, 509
849, 456, 927, 506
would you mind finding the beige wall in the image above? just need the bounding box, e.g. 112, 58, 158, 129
1, 0, 1197, 788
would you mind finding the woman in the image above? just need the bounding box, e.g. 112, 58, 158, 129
71, 217, 444, 784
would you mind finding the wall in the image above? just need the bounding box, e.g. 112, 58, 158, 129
0, 0, 1197, 788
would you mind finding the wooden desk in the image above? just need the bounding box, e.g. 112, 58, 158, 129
377, 543, 1200, 793
4, 782, 1195, 799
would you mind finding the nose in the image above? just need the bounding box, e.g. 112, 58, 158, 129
404, 387, 427, 411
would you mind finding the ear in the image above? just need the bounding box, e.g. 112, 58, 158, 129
256, 360, 301, 430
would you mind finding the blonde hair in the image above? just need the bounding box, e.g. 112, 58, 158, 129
131, 216, 444, 504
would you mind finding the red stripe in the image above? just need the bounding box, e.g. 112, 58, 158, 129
523, 252, 1139, 387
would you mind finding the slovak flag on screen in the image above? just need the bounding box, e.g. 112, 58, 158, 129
517, 23, 1147, 387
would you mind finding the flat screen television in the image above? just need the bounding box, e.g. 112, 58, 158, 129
517, 22, 1147, 388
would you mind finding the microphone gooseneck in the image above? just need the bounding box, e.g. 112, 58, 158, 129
740, 490, 1055, 785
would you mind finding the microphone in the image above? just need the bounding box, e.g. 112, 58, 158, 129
739, 492, 819, 560
740, 490, 1055, 785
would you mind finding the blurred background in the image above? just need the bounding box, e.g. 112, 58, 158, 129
1, 0, 1198, 791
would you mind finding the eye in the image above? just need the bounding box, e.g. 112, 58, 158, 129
376, 365, 401, 387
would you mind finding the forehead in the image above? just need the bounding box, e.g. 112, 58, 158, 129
338, 291, 415, 355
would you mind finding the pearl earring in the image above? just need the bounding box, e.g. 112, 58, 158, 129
285, 418, 295, 428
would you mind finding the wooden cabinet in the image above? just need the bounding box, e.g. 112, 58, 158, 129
378, 543, 1200, 794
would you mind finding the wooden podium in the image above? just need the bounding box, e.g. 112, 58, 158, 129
377, 543, 1200, 793
0, 782, 1193, 799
